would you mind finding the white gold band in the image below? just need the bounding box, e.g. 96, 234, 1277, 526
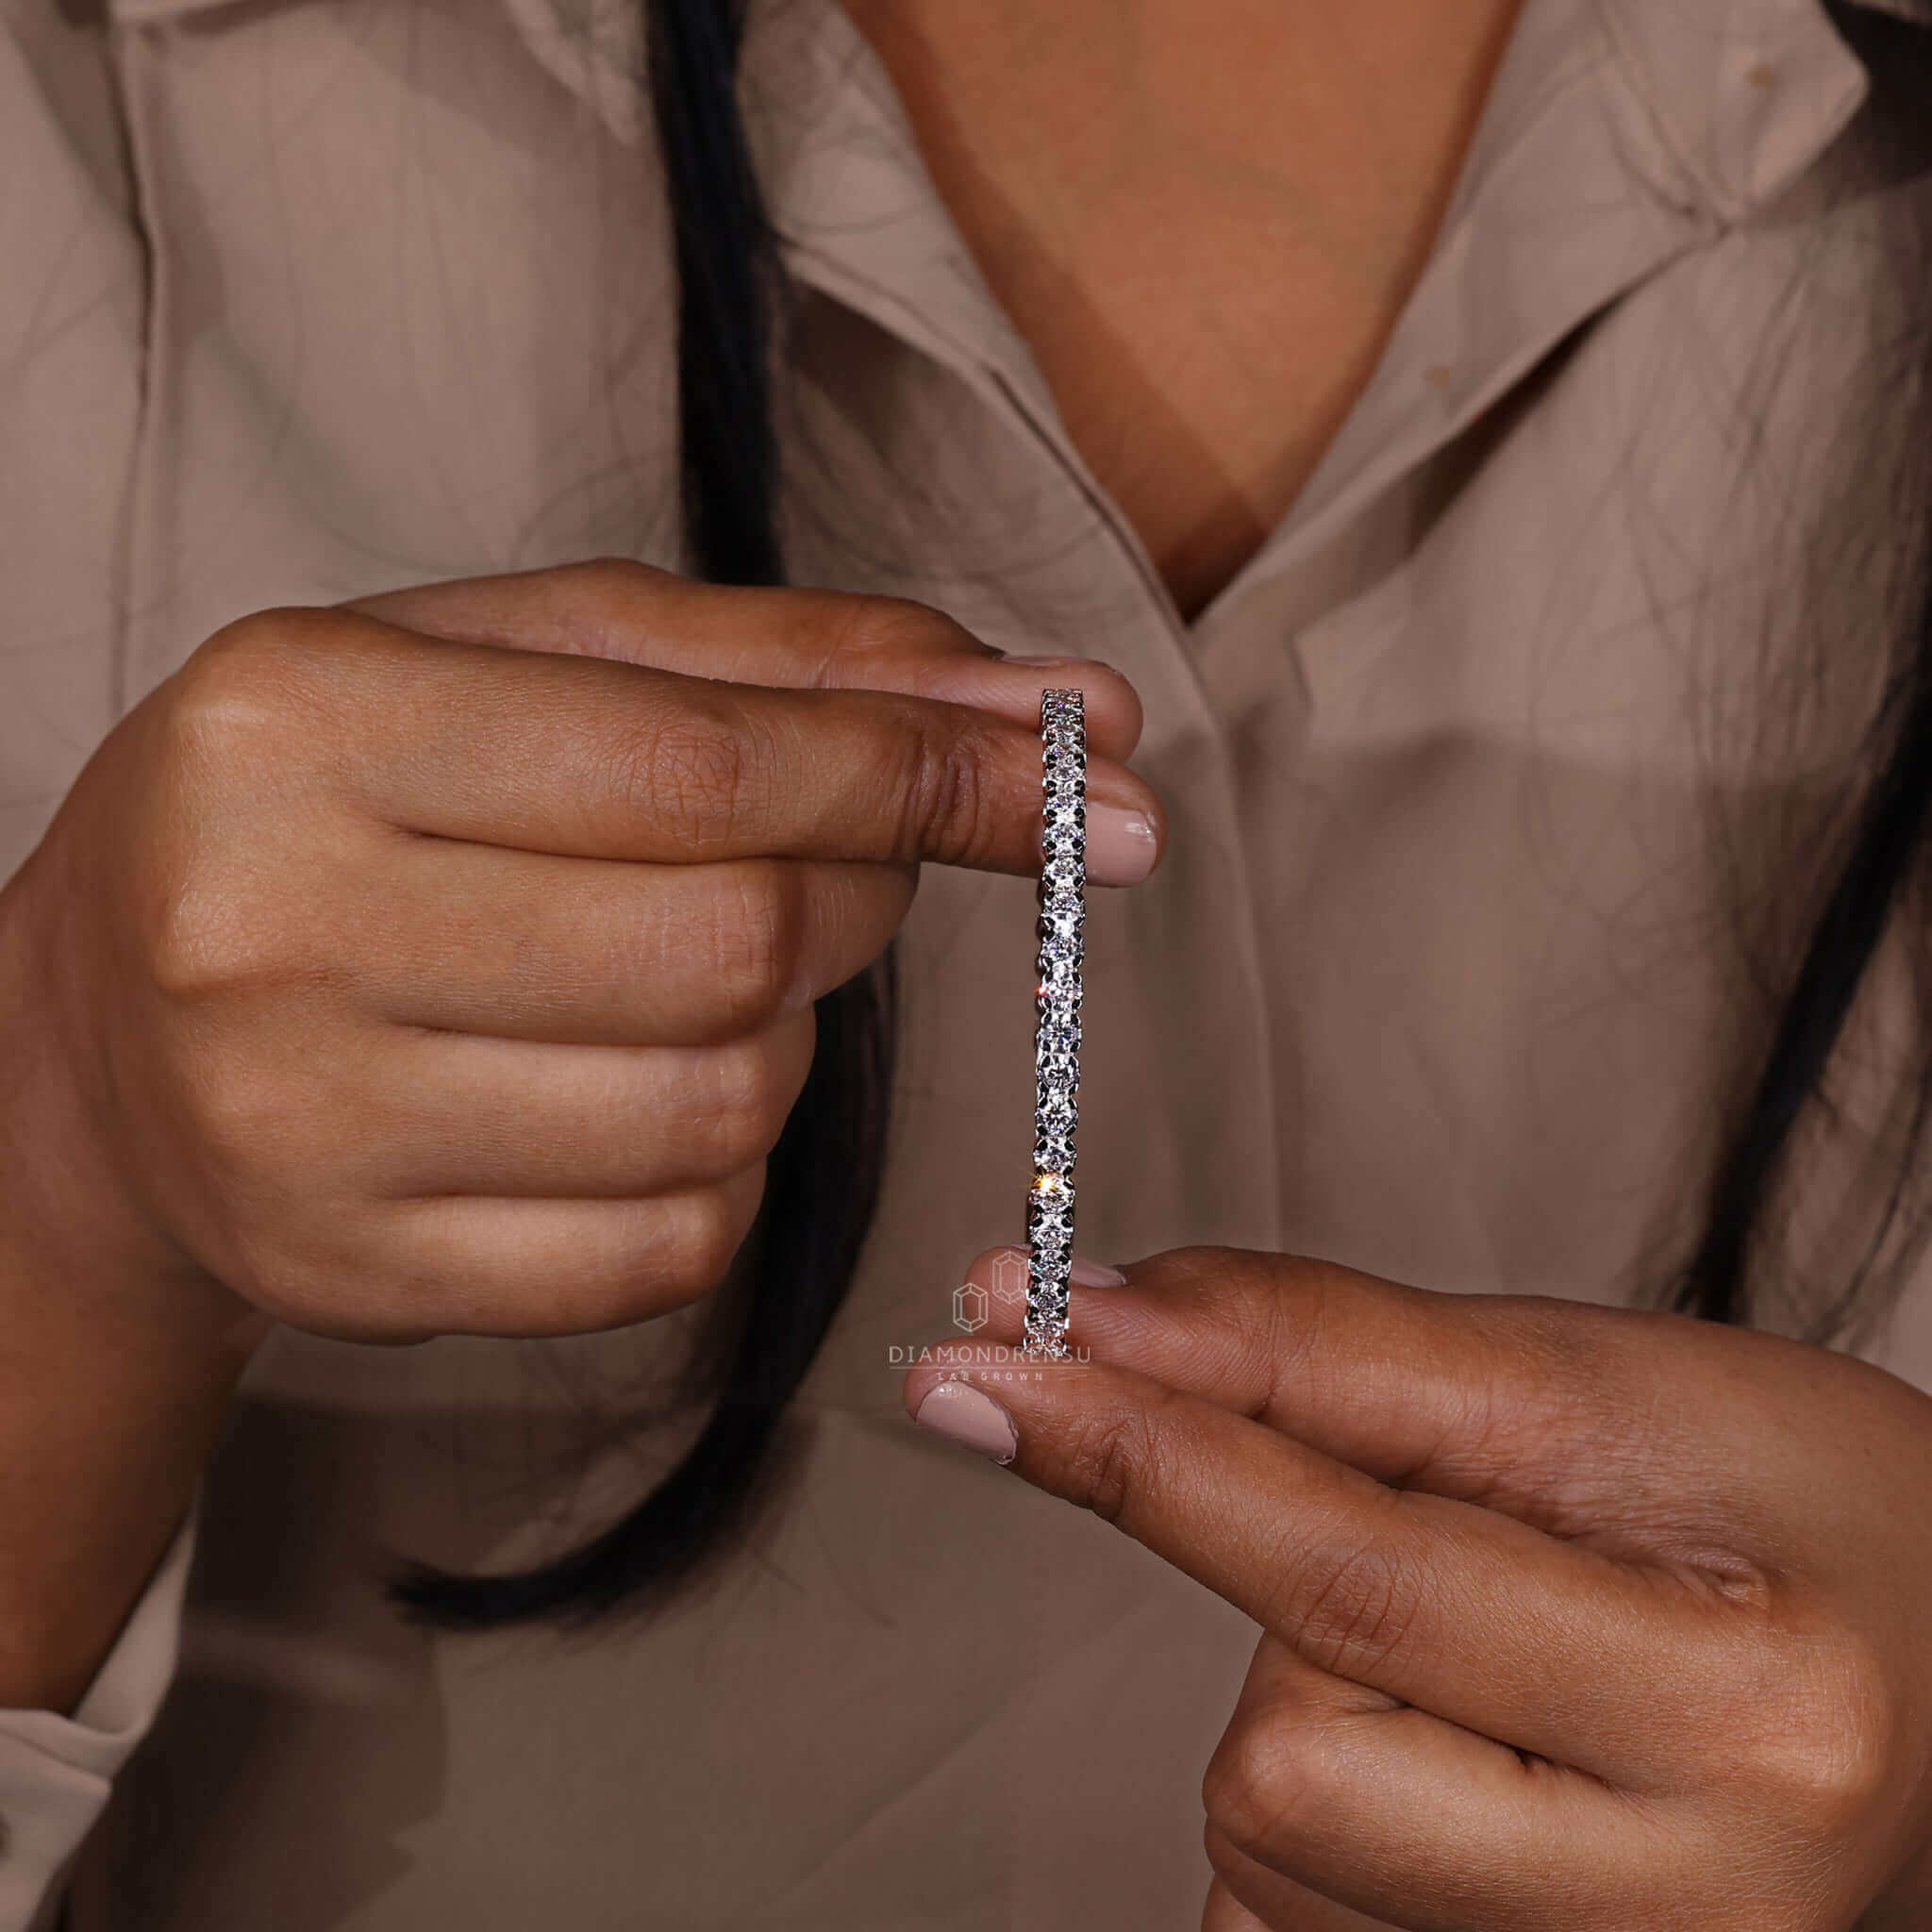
1024, 688, 1086, 1360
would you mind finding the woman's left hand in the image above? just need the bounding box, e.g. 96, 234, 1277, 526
904, 1246, 1932, 1932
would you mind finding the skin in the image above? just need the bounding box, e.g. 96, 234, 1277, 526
0, 558, 1166, 1713
838, 0, 1524, 619
907, 1250, 1932, 1931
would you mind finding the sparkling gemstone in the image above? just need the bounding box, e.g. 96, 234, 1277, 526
1038, 1012, 1080, 1054
1028, 691, 1085, 1356
1028, 1194, 1073, 1241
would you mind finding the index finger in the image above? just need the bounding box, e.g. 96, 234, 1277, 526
342, 558, 1148, 764
237, 608, 1165, 881
948, 1243, 1820, 1557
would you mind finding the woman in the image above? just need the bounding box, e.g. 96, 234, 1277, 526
3, 0, 1931, 1924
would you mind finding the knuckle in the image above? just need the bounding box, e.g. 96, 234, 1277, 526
1479, 1301, 1621, 1437
146, 874, 257, 1005
696, 1035, 794, 1167
568, 556, 665, 599
284, 1221, 470, 1344
650, 1183, 757, 1306
193, 604, 319, 668
189, 1162, 377, 1329
1200, 1821, 1272, 1909
1201, 1251, 1331, 1398
1270, 1510, 1424, 1681
820, 594, 974, 678
615, 687, 761, 855
559, 557, 675, 635
1200, 1818, 1241, 1885
897, 708, 997, 864
145, 846, 325, 1009
1065, 1392, 1172, 1527
167, 610, 319, 754
211, 1223, 300, 1316
220, 1220, 344, 1329
147, 614, 355, 1005
1731, 1625, 1897, 1832
704, 860, 805, 1031
181, 1051, 300, 1181
1202, 1708, 1322, 1861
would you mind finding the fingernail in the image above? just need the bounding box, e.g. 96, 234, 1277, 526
1071, 1256, 1125, 1287
1085, 805, 1159, 886
999, 652, 1086, 669
913, 1381, 1018, 1465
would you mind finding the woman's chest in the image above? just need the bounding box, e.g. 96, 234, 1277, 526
836, 0, 1524, 618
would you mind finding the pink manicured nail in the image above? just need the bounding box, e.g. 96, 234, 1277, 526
1070, 1256, 1125, 1287
913, 1381, 1018, 1465
1086, 805, 1159, 886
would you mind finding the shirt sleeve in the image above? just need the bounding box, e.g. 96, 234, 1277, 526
0, 1507, 197, 1932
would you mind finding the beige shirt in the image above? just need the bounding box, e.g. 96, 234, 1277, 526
4, 0, 1931, 1924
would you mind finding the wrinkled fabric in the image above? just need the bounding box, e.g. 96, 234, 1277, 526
2, 0, 1931, 1924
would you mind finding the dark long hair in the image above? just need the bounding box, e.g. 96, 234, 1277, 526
401, 0, 1932, 1629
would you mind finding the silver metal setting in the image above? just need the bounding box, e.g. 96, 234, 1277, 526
1024, 688, 1086, 1360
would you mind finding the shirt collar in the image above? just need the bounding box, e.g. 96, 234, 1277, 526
98, 0, 1920, 543
1593, 0, 1917, 221
482, 0, 1912, 209
1175, 0, 1920, 628
463, 0, 1918, 414
99, 0, 1919, 244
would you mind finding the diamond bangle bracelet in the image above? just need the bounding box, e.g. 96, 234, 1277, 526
1024, 688, 1086, 1361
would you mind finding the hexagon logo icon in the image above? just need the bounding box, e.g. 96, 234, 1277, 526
952, 1281, 990, 1334
988, 1247, 1029, 1302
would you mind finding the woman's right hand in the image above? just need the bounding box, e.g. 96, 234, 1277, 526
0, 558, 1158, 1709
1, 558, 1160, 1346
